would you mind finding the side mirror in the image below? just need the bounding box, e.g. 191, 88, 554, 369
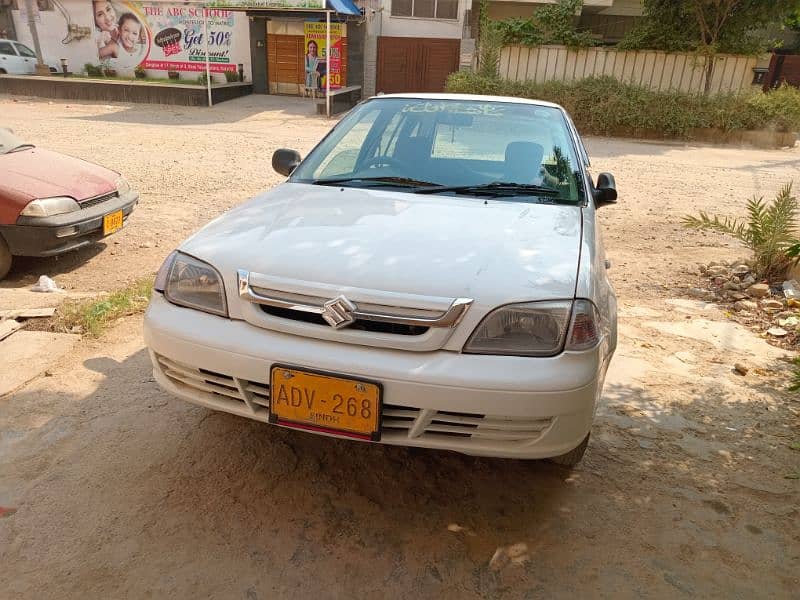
272, 148, 301, 177
594, 172, 617, 207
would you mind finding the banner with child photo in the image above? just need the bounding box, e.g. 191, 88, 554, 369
91, 0, 239, 74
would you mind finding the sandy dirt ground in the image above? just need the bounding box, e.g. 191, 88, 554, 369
1, 95, 799, 599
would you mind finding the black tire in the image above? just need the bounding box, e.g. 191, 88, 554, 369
549, 433, 589, 467
0, 235, 12, 280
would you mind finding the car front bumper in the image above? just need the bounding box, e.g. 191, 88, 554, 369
0, 191, 138, 257
144, 293, 612, 460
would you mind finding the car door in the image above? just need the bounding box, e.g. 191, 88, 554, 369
0, 40, 23, 74
12, 42, 37, 74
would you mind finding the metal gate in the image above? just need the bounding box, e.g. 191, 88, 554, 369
376, 37, 459, 94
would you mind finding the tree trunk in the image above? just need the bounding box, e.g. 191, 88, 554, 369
703, 54, 715, 95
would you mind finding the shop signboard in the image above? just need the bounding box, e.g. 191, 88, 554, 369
303, 20, 342, 91
90, 1, 239, 73
207, 0, 325, 8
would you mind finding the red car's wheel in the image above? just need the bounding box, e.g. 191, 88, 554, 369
0, 235, 11, 280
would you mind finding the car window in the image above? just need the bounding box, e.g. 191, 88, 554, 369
0, 41, 16, 56
293, 98, 586, 204
13, 43, 36, 58
313, 107, 380, 179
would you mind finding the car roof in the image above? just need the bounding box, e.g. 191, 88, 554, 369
371, 93, 564, 111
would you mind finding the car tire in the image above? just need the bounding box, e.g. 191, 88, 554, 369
549, 433, 589, 467
0, 235, 12, 280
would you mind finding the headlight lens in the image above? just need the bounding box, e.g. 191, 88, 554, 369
162, 252, 228, 317
20, 196, 80, 217
464, 301, 572, 356
116, 176, 131, 195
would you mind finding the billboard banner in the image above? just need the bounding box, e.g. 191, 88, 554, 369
303, 21, 343, 91
91, 1, 239, 73
207, 0, 325, 8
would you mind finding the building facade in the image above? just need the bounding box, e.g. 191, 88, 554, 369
3, 0, 645, 99
488, 0, 642, 43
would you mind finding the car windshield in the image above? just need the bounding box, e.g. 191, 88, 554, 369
14, 43, 36, 58
0, 128, 30, 155
291, 97, 586, 204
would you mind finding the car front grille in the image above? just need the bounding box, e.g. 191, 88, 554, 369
236, 270, 472, 352
260, 305, 430, 336
382, 404, 553, 443
156, 354, 270, 417
154, 354, 553, 446
79, 191, 118, 209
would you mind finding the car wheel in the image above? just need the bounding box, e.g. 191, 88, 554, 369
549, 433, 589, 467
0, 235, 12, 280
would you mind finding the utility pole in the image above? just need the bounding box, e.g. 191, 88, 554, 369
23, 0, 51, 75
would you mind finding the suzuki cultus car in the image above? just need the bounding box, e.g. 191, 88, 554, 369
144, 94, 618, 465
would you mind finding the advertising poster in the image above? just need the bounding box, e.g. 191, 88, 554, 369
303, 21, 343, 91
91, 0, 237, 73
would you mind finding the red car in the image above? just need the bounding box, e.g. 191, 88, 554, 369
0, 128, 138, 279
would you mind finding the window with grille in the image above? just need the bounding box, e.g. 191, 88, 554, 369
392, 0, 458, 20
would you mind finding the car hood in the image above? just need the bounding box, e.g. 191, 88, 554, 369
181, 183, 583, 307
0, 148, 118, 204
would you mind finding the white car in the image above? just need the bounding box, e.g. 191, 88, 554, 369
144, 94, 618, 465
0, 39, 37, 75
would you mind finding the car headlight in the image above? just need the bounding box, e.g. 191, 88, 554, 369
156, 251, 228, 317
116, 176, 131, 195
19, 196, 80, 217
464, 299, 605, 357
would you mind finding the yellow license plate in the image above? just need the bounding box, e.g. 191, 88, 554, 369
103, 210, 124, 236
269, 366, 382, 440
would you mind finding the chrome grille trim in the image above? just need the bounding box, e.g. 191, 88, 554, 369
237, 269, 472, 329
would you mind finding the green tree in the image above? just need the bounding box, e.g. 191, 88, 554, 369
476, 0, 503, 78
622, 0, 800, 93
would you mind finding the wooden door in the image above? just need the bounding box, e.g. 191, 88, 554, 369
377, 37, 459, 94
267, 34, 350, 95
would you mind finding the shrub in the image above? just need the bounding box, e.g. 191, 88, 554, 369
224, 70, 240, 83
745, 84, 800, 132
84, 63, 103, 77
683, 182, 799, 281
496, 0, 597, 48
445, 73, 800, 137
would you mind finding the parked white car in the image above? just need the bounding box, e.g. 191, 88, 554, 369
0, 39, 37, 75
144, 94, 618, 465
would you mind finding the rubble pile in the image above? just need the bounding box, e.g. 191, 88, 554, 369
690, 259, 800, 349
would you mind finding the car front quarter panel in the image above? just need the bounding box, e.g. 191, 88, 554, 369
575, 202, 617, 358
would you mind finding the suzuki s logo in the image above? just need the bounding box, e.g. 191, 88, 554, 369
321, 295, 357, 329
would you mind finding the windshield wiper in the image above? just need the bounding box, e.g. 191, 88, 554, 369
8, 144, 35, 153
415, 181, 561, 197
310, 176, 441, 188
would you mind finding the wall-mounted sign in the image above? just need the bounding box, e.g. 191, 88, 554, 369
304, 21, 342, 91
91, 0, 240, 73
